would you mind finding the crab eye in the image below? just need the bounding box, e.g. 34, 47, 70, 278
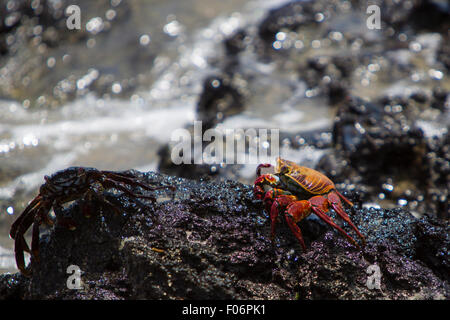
267, 174, 279, 186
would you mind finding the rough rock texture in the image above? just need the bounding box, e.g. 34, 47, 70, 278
0, 171, 448, 299
326, 94, 449, 219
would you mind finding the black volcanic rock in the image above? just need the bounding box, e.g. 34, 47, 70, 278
329, 95, 449, 219
0, 170, 448, 299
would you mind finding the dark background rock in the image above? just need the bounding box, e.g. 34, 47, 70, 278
326, 94, 449, 219
0, 171, 448, 299
157, 73, 247, 180
257, 0, 318, 43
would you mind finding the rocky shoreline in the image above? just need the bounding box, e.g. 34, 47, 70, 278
0, 0, 448, 300
0, 171, 448, 299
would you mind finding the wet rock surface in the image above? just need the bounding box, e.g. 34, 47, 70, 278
0, 171, 448, 299
324, 93, 449, 218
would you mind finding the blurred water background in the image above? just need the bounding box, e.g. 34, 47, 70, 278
0, 0, 448, 273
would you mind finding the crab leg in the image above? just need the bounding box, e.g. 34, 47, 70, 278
12, 200, 42, 253
334, 190, 353, 207
18, 235, 30, 253
102, 178, 157, 201
9, 196, 42, 239
84, 187, 122, 216
269, 193, 297, 240
104, 172, 175, 192
31, 214, 42, 261
14, 211, 39, 275
309, 196, 360, 248
15, 234, 29, 275
284, 214, 306, 251
284, 200, 313, 251
267, 195, 312, 250
328, 191, 366, 245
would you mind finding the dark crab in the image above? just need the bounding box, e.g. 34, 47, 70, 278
254, 157, 366, 250
9, 167, 174, 276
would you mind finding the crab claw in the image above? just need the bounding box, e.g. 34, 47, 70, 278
253, 174, 279, 200
269, 194, 298, 242
256, 163, 273, 176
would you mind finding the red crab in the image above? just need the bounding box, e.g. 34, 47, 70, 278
254, 157, 366, 250
9, 167, 174, 275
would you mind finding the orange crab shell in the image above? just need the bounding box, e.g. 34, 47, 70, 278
275, 157, 335, 195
